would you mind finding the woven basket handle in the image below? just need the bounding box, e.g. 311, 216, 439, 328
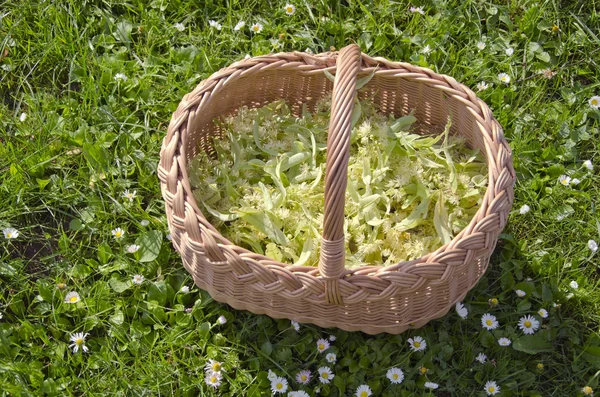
318, 44, 362, 305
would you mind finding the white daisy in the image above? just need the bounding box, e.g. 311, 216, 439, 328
558, 174, 571, 186
589, 96, 600, 109
291, 320, 300, 332
3, 227, 19, 239
180, 285, 190, 293
208, 20, 222, 30
484, 380, 500, 395
64, 291, 81, 304
355, 384, 372, 397
296, 369, 311, 384
317, 338, 330, 353
289, 392, 310, 397
166, 233, 172, 241
268, 369, 278, 381
505, 47, 514, 56
204, 371, 222, 389
326, 353, 337, 363
456, 302, 468, 319
518, 315, 540, 334
234, 21, 245, 31
140, 220, 150, 227
588, 240, 598, 253
19, 112, 27, 122
538, 308, 548, 318
475, 353, 487, 363
409, 6, 425, 15
424, 381, 439, 389
515, 289, 526, 297
582, 386, 594, 395
132, 274, 145, 285
174, 23, 185, 32
114, 73, 128, 82
69, 332, 89, 353
498, 337, 511, 346
0, 313, 3, 319
271, 376, 288, 394
421, 44, 432, 54
477, 81, 490, 91
251, 23, 263, 33
217, 315, 227, 324
205, 359, 222, 373
571, 178, 581, 185
386, 367, 404, 384
284, 4, 295, 15
318, 366, 334, 384
498, 72, 511, 84
126, 244, 140, 253
111, 227, 125, 239
519, 204, 530, 214
122, 189, 137, 201
583, 160, 593, 171
570, 280, 579, 289
408, 336, 427, 352
329, 335, 336, 341
481, 313, 499, 330
477, 41, 486, 50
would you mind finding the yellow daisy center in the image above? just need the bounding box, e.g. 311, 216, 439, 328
115, 231, 122, 237
253, 25, 259, 31
420, 367, 427, 374
286, 6, 293, 12
210, 376, 217, 383
322, 373, 328, 379
276, 383, 283, 390
301, 375, 307, 381
524, 320, 532, 327
319, 344, 325, 350
414, 341, 420, 348
491, 298, 498, 305
69, 296, 78, 302
360, 392, 368, 397
552, 25, 559, 31
7, 233, 12, 237
537, 363, 544, 370
486, 320, 492, 326
489, 387, 495, 392
592, 99, 599, 106
212, 363, 221, 371
393, 374, 398, 379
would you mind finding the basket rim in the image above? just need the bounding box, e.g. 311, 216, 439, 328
158, 48, 515, 287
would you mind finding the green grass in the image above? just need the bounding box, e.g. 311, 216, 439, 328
1, 0, 600, 395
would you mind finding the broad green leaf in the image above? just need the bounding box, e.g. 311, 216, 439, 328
109, 274, 131, 293
148, 281, 168, 306
294, 237, 314, 266
512, 335, 553, 354
135, 230, 163, 262
434, 191, 452, 244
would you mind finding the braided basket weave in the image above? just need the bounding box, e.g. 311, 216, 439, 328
158, 44, 515, 335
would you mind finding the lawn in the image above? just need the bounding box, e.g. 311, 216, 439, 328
1, 0, 600, 396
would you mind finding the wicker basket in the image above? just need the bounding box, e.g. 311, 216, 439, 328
158, 44, 515, 335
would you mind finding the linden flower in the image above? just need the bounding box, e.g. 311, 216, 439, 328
409, 6, 425, 15
112, 227, 125, 239
132, 274, 145, 285
114, 73, 128, 82
326, 353, 337, 363
208, 20, 222, 30
475, 353, 487, 363
65, 291, 81, 304
386, 367, 404, 384
205, 359, 222, 373
122, 189, 137, 202
217, 315, 227, 325
69, 332, 89, 353
251, 23, 263, 33
515, 289, 526, 297
476, 41, 486, 50
19, 112, 27, 122
485, 380, 500, 395
481, 313, 499, 330
570, 280, 579, 289
355, 384, 372, 397
317, 338, 330, 353
477, 81, 490, 91
408, 336, 427, 351
589, 96, 600, 109
174, 23, 185, 32
296, 369, 311, 384
538, 308, 549, 318
558, 174, 571, 186
318, 366, 334, 384
456, 302, 468, 319
271, 376, 288, 394
588, 240, 598, 253
583, 160, 593, 171
204, 371, 222, 389
505, 47, 514, 56
498, 73, 511, 84
424, 381, 439, 390
582, 386, 594, 395
126, 244, 140, 253
498, 337, 511, 346
233, 21, 245, 31
180, 285, 190, 293
291, 320, 300, 332
284, 3, 295, 15
519, 204, 530, 214
518, 315, 540, 334
3, 227, 19, 239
